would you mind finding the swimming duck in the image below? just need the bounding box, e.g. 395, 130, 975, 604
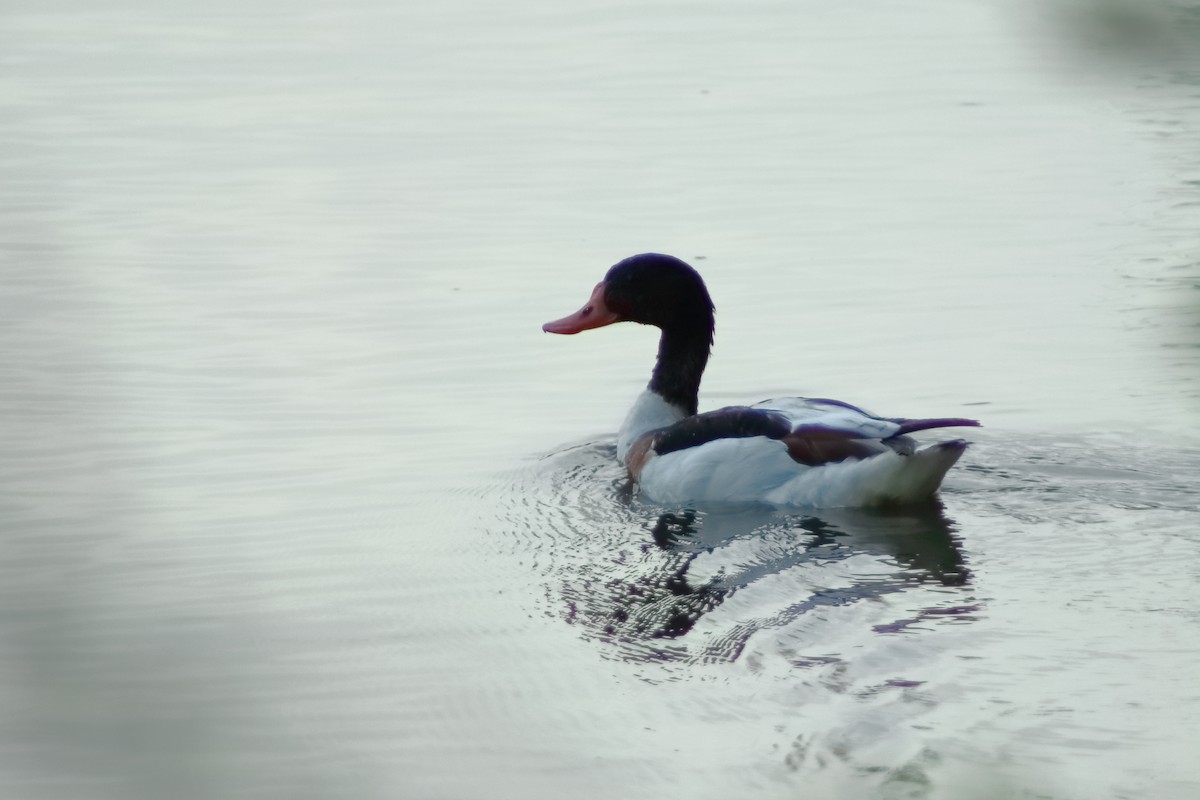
543, 253, 980, 507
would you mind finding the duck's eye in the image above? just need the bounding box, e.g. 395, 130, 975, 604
583, 305, 594, 314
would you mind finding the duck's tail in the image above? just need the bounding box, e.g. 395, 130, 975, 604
762, 439, 971, 507
882, 439, 970, 503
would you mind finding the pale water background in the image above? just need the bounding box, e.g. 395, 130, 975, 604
2, 1, 1199, 798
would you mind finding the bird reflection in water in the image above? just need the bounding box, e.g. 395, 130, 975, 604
560, 502, 972, 665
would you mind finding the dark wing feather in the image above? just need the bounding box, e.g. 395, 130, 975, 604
783, 425, 896, 466
648, 406, 902, 468
890, 417, 982, 435
650, 406, 793, 455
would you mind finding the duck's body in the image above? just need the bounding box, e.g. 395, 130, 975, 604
617, 389, 972, 506
544, 254, 979, 507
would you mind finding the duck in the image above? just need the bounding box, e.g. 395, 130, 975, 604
542, 253, 980, 507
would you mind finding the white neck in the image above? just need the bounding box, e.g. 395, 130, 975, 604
616, 390, 689, 464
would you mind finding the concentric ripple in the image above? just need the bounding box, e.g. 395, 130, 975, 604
496, 436, 980, 673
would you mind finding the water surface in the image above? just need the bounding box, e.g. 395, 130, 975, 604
1, 1, 1198, 798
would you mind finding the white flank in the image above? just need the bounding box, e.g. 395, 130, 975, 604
637, 437, 967, 507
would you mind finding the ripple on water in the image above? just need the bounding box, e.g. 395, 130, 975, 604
497, 436, 978, 675
491, 429, 1200, 795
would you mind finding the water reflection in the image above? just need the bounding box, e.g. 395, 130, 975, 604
557, 497, 971, 666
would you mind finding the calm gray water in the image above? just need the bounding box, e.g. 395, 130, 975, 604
2, 1, 1198, 798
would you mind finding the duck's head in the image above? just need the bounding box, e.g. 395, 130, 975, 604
544, 254, 716, 416
542, 253, 714, 336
